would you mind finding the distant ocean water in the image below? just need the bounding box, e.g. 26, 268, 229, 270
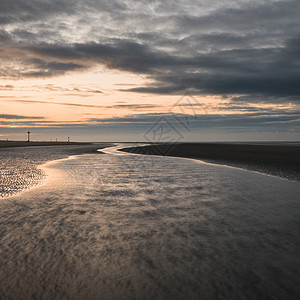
0, 144, 300, 299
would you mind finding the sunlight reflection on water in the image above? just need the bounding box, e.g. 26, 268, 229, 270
0, 145, 104, 198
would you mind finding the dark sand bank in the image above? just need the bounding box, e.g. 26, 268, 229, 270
0, 140, 91, 148
0, 141, 115, 156
120, 143, 300, 181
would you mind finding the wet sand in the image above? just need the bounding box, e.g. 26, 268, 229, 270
120, 143, 300, 181
0, 143, 114, 198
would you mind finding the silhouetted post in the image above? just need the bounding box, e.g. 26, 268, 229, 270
68, 137, 70, 143
27, 131, 30, 142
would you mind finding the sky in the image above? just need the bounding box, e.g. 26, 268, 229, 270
0, 0, 300, 142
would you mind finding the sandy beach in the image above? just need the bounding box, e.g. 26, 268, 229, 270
120, 143, 300, 181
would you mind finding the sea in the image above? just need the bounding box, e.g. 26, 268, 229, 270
0, 144, 300, 299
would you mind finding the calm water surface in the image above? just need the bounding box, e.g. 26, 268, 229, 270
0, 144, 300, 299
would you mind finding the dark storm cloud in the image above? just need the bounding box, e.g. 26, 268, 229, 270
29, 40, 174, 73
1, 0, 300, 103
126, 37, 300, 98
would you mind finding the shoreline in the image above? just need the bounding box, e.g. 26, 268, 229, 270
119, 143, 300, 181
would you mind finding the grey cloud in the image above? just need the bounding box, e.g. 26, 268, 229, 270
0, 0, 127, 25
23, 58, 85, 77
0, 29, 10, 42
86, 111, 300, 131
2, 110, 299, 137
111, 104, 158, 109
0, 114, 44, 120
7, 99, 107, 109
5, 99, 160, 110
176, 0, 300, 34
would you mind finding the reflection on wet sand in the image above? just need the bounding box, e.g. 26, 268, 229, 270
1, 145, 300, 299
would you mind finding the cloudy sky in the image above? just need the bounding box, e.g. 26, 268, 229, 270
0, 0, 299, 142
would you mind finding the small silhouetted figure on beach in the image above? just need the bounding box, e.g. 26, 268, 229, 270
27, 131, 30, 142
68, 137, 70, 142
